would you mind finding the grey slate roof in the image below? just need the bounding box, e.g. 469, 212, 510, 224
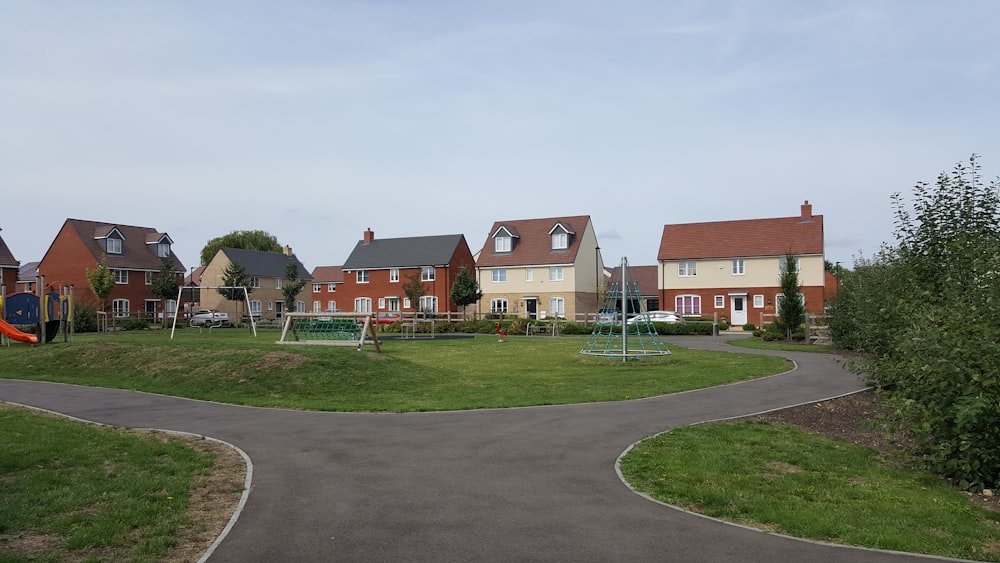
63, 219, 184, 272
221, 247, 312, 279
342, 234, 465, 270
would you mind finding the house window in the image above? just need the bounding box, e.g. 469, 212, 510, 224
387, 297, 400, 312
732, 259, 745, 275
276, 278, 283, 289
779, 256, 800, 273
107, 237, 122, 255
145, 271, 153, 285
495, 236, 511, 253
154, 243, 170, 258
112, 298, 130, 318
113, 269, 128, 284
775, 293, 805, 308
145, 299, 158, 316
313, 301, 321, 312
296, 301, 305, 313
675, 295, 701, 316
549, 266, 564, 281
403, 298, 411, 309
166, 299, 176, 316
357, 270, 369, 283
355, 297, 372, 313
525, 268, 533, 282
313, 283, 322, 293
492, 268, 506, 283
714, 295, 725, 308
268, 302, 273, 311
421, 267, 435, 282
250, 300, 262, 316
328, 283, 336, 292
419, 296, 438, 313
551, 232, 568, 250
378, 297, 386, 309
327, 300, 337, 311
548, 297, 565, 318
754, 294, 765, 308
678, 261, 697, 277
249, 277, 260, 289
390, 268, 399, 282
490, 298, 508, 313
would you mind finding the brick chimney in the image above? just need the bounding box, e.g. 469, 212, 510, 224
800, 200, 813, 223
283, 244, 293, 256
363, 228, 374, 244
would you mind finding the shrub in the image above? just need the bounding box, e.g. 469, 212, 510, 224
743, 323, 756, 331
73, 303, 98, 333
120, 317, 149, 331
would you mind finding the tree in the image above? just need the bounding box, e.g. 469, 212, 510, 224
776, 253, 804, 339
149, 256, 181, 327
200, 230, 281, 266
449, 266, 482, 319
402, 271, 427, 315
85, 253, 115, 331
282, 262, 307, 316
830, 154, 1000, 491
218, 261, 252, 321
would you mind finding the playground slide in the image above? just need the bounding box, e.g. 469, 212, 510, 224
0, 318, 38, 344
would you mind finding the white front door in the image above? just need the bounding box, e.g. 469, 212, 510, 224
730, 295, 747, 326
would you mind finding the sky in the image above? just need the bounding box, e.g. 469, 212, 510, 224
2, 1, 998, 274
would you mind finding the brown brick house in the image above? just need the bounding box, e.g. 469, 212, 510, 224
199, 246, 311, 322
38, 219, 185, 319
0, 232, 19, 295
309, 265, 344, 312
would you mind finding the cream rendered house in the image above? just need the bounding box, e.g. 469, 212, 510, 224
475, 215, 603, 320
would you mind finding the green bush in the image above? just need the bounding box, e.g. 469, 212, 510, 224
743, 323, 756, 331
120, 317, 150, 331
73, 303, 98, 333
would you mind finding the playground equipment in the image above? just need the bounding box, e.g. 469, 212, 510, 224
580, 257, 671, 361
1, 290, 73, 346
169, 285, 257, 339
276, 312, 380, 351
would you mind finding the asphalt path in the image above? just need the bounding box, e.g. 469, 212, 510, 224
0, 335, 958, 562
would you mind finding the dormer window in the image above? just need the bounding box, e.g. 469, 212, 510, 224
147, 233, 174, 258
154, 243, 170, 258
549, 223, 573, 251
495, 235, 511, 253
492, 225, 517, 253
107, 237, 123, 254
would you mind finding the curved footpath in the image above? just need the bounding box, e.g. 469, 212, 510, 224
0, 335, 952, 562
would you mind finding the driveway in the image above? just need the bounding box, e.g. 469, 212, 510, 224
0, 336, 940, 562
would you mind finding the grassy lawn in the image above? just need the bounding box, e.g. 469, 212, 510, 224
0, 329, 789, 411
0, 405, 221, 562
620, 421, 1000, 561
727, 337, 835, 353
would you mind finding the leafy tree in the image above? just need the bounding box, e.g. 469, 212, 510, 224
282, 262, 307, 316
85, 253, 116, 330
402, 271, 427, 315
449, 266, 482, 319
200, 230, 281, 266
776, 254, 804, 339
218, 261, 252, 320
831, 154, 1000, 491
149, 256, 180, 327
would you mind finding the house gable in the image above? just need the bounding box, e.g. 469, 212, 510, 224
477, 215, 592, 268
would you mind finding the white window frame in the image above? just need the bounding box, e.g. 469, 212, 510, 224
775, 293, 806, 308
490, 298, 508, 313
249, 277, 260, 289
113, 269, 128, 284
296, 301, 305, 313
678, 261, 697, 277
390, 268, 399, 283
403, 298, 411, 309
107, 237, 122, 255
549, 297, 565, 318
753, 294, 765, 308
378, 297, 386, 309
549, 266, 564, 281
328, 283, 336, 292
313, 300, 321, 312
714, 295, 725, 309
675, 294, 701, 316
421, 266, 435, 282
276, 278, 283, 289
732, 259, 745, 275
495, 236, 511, 253
551, 232, 568, 250
112, 298, 130, 318
779, 256, 800, 274
145, 271, 153, 285
492, 268, 506, 283
419, 295, 438, 313
355, 297, 372, 313
250, 300, 262, 316
525, 268, 533, 282
357, 270, 369, 283
327, 300, 336, 310
312, 283, 322, 293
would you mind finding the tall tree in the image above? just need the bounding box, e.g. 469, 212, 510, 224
449, 266, 482, 320
282, 262, 307, 316
777, 254, 804, 339
85, 253, 115, 331
218, 261, 252, 321
200, 230, 281, 266
149, 256, 180, 327
402, 271, 427, 315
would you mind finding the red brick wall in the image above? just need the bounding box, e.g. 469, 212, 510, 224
660, 284, 825, 325
1, 268, 17, 295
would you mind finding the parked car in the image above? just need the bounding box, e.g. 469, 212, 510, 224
627, 311, 683, 324
189, 309, 229, 327
373, 312, 403, 325
597, 308, 621, 323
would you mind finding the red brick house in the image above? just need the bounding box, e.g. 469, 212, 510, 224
38, 219, 185, 319
0, 233, 18, 295
309, 265, 344, 312
339, 229, 476, 316
657, 201, 825, 327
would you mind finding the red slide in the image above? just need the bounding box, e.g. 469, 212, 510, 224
0, 318, 38, 344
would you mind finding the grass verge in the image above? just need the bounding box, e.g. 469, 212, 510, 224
0, 405, 225, 562
0, 330, 789, 411
620, 421, 1000, 561
727, 337, 835, 352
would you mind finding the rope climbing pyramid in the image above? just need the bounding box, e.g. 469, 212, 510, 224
580, 256, 671, 360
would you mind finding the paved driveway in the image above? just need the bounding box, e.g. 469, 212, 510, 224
0, 336, 943, 562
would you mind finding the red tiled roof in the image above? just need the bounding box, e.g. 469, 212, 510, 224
0, 235, 17, 267
658, 212, 824, 261
311, 265, 344, 283
609, 265, 658, 297
66, 219, 185, 271
476, 215, 591, 267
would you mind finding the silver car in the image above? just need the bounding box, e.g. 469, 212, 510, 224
189, 309, 229, 327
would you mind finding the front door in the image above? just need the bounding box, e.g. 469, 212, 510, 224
730, 295, 747, 326
275, 301, 284, 319
525, 298, 538, 320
